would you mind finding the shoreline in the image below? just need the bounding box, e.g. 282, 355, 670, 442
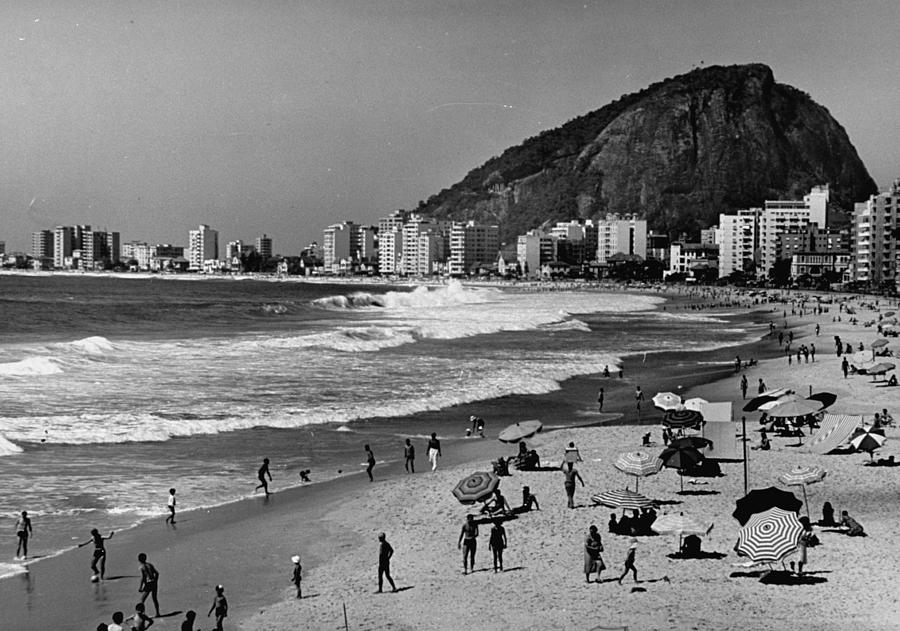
0, 296, 781, 629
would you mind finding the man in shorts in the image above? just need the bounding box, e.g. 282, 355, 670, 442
457, 514, 479, 575
15, 511, 32, 559
137, 552, 161, 617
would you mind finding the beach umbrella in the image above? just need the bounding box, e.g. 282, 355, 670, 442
760, 387, 792, 398
736, 507, 804, 564
651, 512, 713, 551
806, 392, 837, 409
743, 395, 780, 413
766, 399, 823, 420
663, 409, 704, 430
452, 471, 500, 504
497, 419, 542, 443
778, 466, 827, 519
732, 486, 802, 525
591, 488, 655, 511
849, 426, 886, 459
613, 451, 663, 492
853, 350, 872, 365
682, 397, 708, 412
884, 311, 896, 318
658, 444, 704, 492
872, 339, 890, 349
757, 394, 801, 411
652, 392, 683, 411
867, 362, 895, 381
669, 436, 712, 451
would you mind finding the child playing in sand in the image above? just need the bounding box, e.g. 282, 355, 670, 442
291, 555, 302, 598
207, 584, 228, 631
165, 488, 176, 525
255, 458, 272, 495
15, 510, 32, 559
618, 538, 639, 584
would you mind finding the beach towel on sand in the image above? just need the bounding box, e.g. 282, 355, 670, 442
805, 414, 862, 454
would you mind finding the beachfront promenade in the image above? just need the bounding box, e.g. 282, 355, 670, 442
3, 286, 899, 630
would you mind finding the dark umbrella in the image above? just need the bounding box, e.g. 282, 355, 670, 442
849, 426, 886, 460
452, 471, 500, 504
669, 436, 712, 451
664, 409, 704, 430
743, 395, 779, 413
867, 362, 895, 381
732, 486, 802, 525
658, 444, 704, 492
806, 392, 837, 409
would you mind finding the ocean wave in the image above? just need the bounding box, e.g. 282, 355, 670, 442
540, 319, 591, 332
313, 280, 493, 311
64, 336, 117, 355
0, 562, 28, 580
0, 434, 23, 456
0, 357, 63, 376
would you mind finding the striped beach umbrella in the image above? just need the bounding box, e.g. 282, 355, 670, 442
849, 426, 886, 459
663, 409, 704, 429
652, 392, 683, 411
613, 451, 663, 492
736, 507, 804, 564
591, 488, 655, 511
452, 471, 500, 504
778, 466, 827, 519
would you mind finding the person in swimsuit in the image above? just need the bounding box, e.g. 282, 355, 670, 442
563, 462, 585, 509
254, 458, 272, 496
377, 532, 397, 593
165, 488, 177, 525
207, 584, 228, 631
404, 438, 415, 473
14, 510, 32, 559
488, 519, 507, 572
364, 444, 376, 482
291, 555, 302, 598
78, 528, 114, 580
458, 514, 479, 575
137, 552, 161, 617
127, 603, 154, 631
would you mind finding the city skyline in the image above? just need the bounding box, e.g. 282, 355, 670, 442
3, 1, 900, 252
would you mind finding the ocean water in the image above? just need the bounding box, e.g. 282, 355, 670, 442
0, 275, 757, 578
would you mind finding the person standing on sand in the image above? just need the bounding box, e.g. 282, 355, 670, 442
842, 356, 849, 379
377, 532, 397, 592
563, 462, 585, 509
584, 524, 604, 583
137, 552, 161, 618
489, 518, 507, 572
635, 386, 644, 418
165, 488, 176, 525
291, 555, 302, 598
207, 584, 228, 631
404, 438, 415, 473
427, 433, 441, 471
740, 375, 748, 399
598, 388, 604, 412
758, 378, 767, 394
364, 444, 376, 482
458, 514, 479, 575
618, 538, 639, 584
255, 458, 272, 496
14, 510, 32, 559
77, 528, 114, 581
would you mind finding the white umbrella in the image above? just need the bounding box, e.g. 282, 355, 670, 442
652, 392, 683, 411
682, 397, 708, 412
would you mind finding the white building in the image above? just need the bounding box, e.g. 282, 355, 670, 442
758, 185, 829, 277
718, 209, 760, 278
322, 222, 355, 273
850, 180, 899, 290
596, 214, 647, 263
189, 224, 219, 271
517, 231, 558, 278
666, 242, 719, 278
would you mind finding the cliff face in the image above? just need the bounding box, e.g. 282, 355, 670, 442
417, 64, 877, 242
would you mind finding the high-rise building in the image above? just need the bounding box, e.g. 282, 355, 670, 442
189, 224, 219, 270
595, 214, 647, 263
718, 209, 760, 278
256, 234, 272, 259
378, 228, 402, 275
323, 222, 356, 273
850, 180, 899, 290
53, 226, 76, 269
32, 230, 54, 261
449, 221, 499, 276
517, 231, 558, 278
758, 185, 829, 276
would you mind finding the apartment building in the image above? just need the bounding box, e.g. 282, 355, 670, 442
758, 185, 829, 276
189, 224, 219, 270
449, 221, 499, 276
517, 231, 559, 278
256, 234, 273, 259
850, 180, 899, 290
596, 214, 647, 263
718, 209, 760, 278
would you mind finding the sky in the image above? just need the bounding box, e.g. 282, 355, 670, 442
2, 0, 899, 253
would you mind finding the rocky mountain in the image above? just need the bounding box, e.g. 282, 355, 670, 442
415, 64, 877, 243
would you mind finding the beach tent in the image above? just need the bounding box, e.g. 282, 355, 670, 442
702, 421, 741, 460
804, 414, 862, 454
695, 401, 731, 423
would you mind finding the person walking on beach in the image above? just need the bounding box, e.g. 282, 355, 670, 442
635, 386, 644, 417
563, 462, 585, 509
137, 552, 161, 618
489, 518, 507, 572
377, 532, 397, 592
618, 538, 639, 584
458, 514, 479, 575
740, 375, 748, 399
584, 524, 604, 583
403, 438, 415, 473
427, 433, 441, 471
255, 458, 272, 496
165, 488, 177, 525
207, 584, 228, 630
757, 378, 767, 394
127, 603, 154, 630
364, 444, 376, 482
597, 387, 604, 412
77, 528, 114, 581
14, 510, 32, 559
842, 356, 849, 379
291, 555, 302, 598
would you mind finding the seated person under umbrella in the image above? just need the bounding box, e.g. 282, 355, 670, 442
480, 489, 511, 516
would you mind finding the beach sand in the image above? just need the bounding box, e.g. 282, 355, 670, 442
3, 290, 899, 630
